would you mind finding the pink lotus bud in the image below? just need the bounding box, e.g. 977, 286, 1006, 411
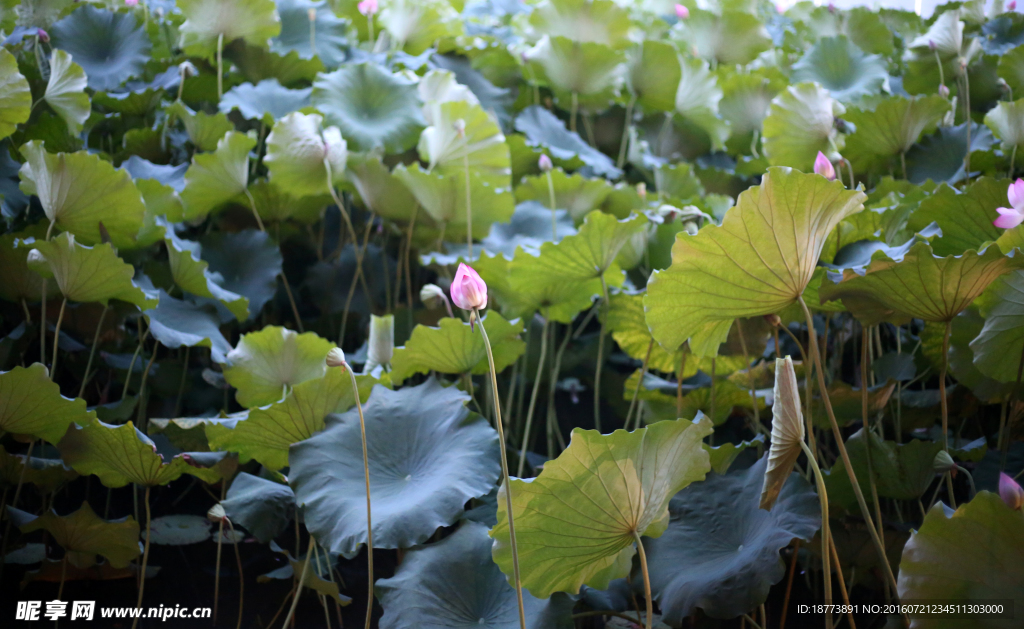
125, 0, 139, 6
928, 40, 937, 51
538, 154, 552, 172
636, 182, 647, 199
1010, 1, 1017, 11
36, 28, 48, 43
326, 347, 346, 368
358, 0, 378, 16
451, 263, 488, 311
814, 151, 836, 180
453, 118, 466, 137
827, 2, 836, 12
675, 4, 689, 19
764, 313, 781, 327
1000, 472, 1024, 510
939, 84, 950, 98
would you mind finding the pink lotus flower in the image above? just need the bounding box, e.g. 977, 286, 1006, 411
1010, 1, 1018, 11
1000, 472, 1024, 510
451, 263, 487, 311
36, 28, 48, 43
814, 151, 836, 180
358, 0, 377, 16
994, 179, 1024, 229
125, 0, 138, 6
538, 154, 552, 172
675, 4, 689, 19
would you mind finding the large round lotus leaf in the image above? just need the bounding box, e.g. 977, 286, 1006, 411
907, 177, 1006, 257
144, 515, 211, 545
178, 0, 281, 57
514, 105, 621, 178
905, 122, 995, 185
272, 0, 348, 67
626, 40, 681, 113
218, 472, 294, 544
673, 57, 729, 152
525, 35, 624, 110
289, 378, 500, 555
393, 162, 514, 241
222, 325, 334, 408
58, 419, 198, 488
972, 270, 1024, 382
311, 62, 424, 152
376, 521, 574, 629
645, 455, 819, 622
11, 501, 140, 569
762, 82, 844, 171
843, 96, 951, 175
390, 312, 524, 384
524, 0, 630, 49
198, 229, 282, 322
790, 36, 887, 103
644, 168, 865, 357
898, 492, 1024, 629
0, 362, 93, 445
219, 79, 312, 124
49, 6, 150, 91
0, 48, 31, 140
378, 0, 462, 56
718, 68, 787, 141
984, 98, 1024, 152
673, 8, 770, 66
491, 417, 713, 598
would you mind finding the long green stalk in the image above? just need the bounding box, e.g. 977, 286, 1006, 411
340, 360, 375, 629
631, 531, 653, 629
518, 317, 550, 477
801, 440, 833, 629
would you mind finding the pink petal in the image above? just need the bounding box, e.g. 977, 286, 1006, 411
1010, 179, 1024, 209
994, 210, 1024, 229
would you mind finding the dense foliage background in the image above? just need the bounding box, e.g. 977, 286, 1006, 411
2, 0, 1024, 627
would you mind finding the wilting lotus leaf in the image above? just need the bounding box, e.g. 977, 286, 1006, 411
222, 326, 334, 408
674, 8, 770, 66
166, 102, 236, 153
376, 521, 574, 629
514, 105, 621, 178
10, 502, 140, 568
0, 48, 30, 140
525, 0, 630, 49
984, 99, 1024, 153
626, 40, 681, 113
144, 515, 211, 545
972, 270, 1024, 382
525, 35, 623, 110
272, 0, 347, 67
207, 366, 374, 470
898, 492, 1024, 629
791, 36, 887, 103
674, 57, 729, 152
199, 229, 282, 320
905, 122, 995, 185
820, 241, 1024, 323
645, 168, 865, 356
144, 291, 232, 364
19, 141, 146, 249
180, 132, 255, 220
515, 169, 613, 223
40, 49, 88, 136
164, 228, 249, 321
290, 378, 500, 555
0, 446, 77, 494
390, 312, 524, 384
178, 0, 281, 57
345, 154, 419, 223
908, 178, 1006, 257
761, 356, 805, 510
646, 455, 819, 622
218, 472, 294, 543
49, 6, 149, 91
394, 162, 514, 240
419, 99, 509, 188
762, 83, 844, 171
0, 226, 54, 302
264, 111, 347, 198
219, 79, 312, 124
58, 419, 196, 487
491, 416, 713, 598
312, 62, 424, 152
0, 363, 93, 444
28, 232, 157, 309
843, 96, 950, 174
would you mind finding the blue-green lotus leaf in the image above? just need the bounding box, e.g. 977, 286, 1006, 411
49, 6, 150, 92
144, 290, 232, 363
289, 377, 500, 555
791, 36, 887, 103
514, 105, 621, 178
272, 0, 348, 68
198, 229, 282, 322
219, 78, 311, 123
906, 122, 995, 185
218, 471, 294, 544
376, 522, 574, 629
646, 455, 819, 622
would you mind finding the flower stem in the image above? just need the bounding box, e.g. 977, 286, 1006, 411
617, 95, 636, 169
800, 440, 833, 629
475, 308, 527, 629
216, 33, 224, 101
545, 170, 557, 241
518, 316, 550, 477
631, 530, 653, 629
464, 154, 474, 260
594, 276, 609, 432
339, 361, 375, 629
282, 537, 316, 629
131, 486, 152, 629
78, 306, 108, 398
626, 339, 654, 430
49, 297, 67, 380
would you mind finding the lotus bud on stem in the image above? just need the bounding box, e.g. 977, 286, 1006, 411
1000, 472, 1024, 510
420, 283, 454, 318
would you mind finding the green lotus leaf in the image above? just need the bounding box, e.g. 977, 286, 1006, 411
791, 36, 887, 104
524, 0, 631, 49
843, 96, 951, 174
198, 229, 282, 320
228, 42, 324, 86
27, 232, 157, 309
219, 79, 312, 124
795, 5, 896, 56
603, 291, 682, 374
290, 378, 500, 554
626, 40, 681, 113
674, 57, 729, 152
525, 35, 624, 110
207, 365, 373, 470
91, 69, 179, 117
144, 290, 231, 364
908, 8, 965, 59
674, 380, 765, 426
984, 98, 1024, 153
1, 363, 93, 444
49, 6, 149, 91
972, 270, 1024, 382
178, 0, 281, 57
908, 177, 1006, 257
148, 413, 247, 453
645, 168, 865, 356
654, 162, 704, 205
218, 472, 294, 543
515, 169, 613, 223
491, 416, 712, 597
222, 325, 335, 408
311, 62, 424, 152
378, 0, 462, 55
0, 446, 77, 494
820, 241, 1024, 323
19, 141, 146, 249
124, 159, 187, 243
58, 418, 195, 487
166, 102, 237, 153
389, 312, 524, 384
998, 43, 1024, 96
394, 162, 514, 240
905, 122, 995, 185
921, 310, 1011, 403
180, 132, 256, 221
762, 83, 844, 171
272, 0, 348, 67
898, 491, 1024, 629
718, 68, 787, 146
163, 226, 249, 321
810, 380, 896, 429
418, 99, 509, 188
10, 501, 140, 569
0, 48, 31, 140
706, 437, 766, 475
264, 111, 347, 199
144, 515, 211, 545
376, 521, 574, 629
430, 55, 514, 130
646, 455, 819, 622
673, 8, 770, 66
243, 180, 329, 224
514, 105, 621, 178
345, 153, 419, 223
0, 226, 54, 302
41, 49, 89, 135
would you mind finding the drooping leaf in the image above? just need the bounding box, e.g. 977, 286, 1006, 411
645, 168, 865, 356
418, 99, 509, 188
49, 5, 150, 91
761, 356, 806, 510
42, 49, 90, 135
144, 291, 232, 363
10, 502, 139, 569
259, 542, 352, 604
762, 83, 844, 171
178, 0, 281, 57
58, 419, 195, 487
490, 416, 714, 598
394, 162, 514, 240
602, 292, 682, 374
790, 36, 887, 103
646, 455, 819, 622
345, 153, 419, 223
514, 105, 622, 179
0, 226, 54, 303
264, 111, 347, 198
163, 227, 249, 321
179, 132, 256, 221
843, 96, 951, 174
219, 79, 312, 124
0, 48, 31, 140
984, 98, 1024, 153
0, 446, 77, 494
673, 57, 729, 152
222, 326, 335, 408
626, 40, 681, 113
217, 472, 295, 543
290, 378, 500, 555
376, 521, 574, 629
0, 363, 93, 444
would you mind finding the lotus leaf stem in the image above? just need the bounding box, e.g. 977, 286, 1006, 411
631, 530, 653, 629
800, 439, 833, 629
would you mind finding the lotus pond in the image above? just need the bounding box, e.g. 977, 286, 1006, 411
3, 0, 1024, 627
